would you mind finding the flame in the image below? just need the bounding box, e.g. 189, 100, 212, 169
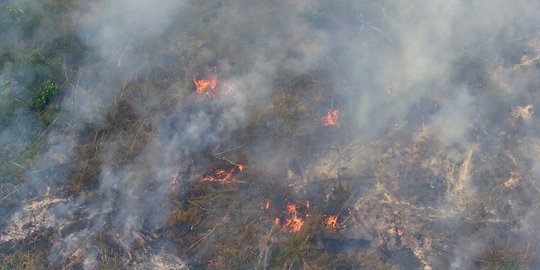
193, 74, 218, 98
193, 74, 235, 98
282, 203, 304, 232
321, 109, 340, 126
396, 227, 404, 239
265, 200, 270, 209
325, 215, 338, 230
201, 168, 235, 183
200, 162, 244, 183
237, 163, 244, 172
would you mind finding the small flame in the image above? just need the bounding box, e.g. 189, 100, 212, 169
201, 168, 235, 183
193, 74, 218, 98
193, 74, 235, 98
237, 163, 244, 172
321, 109, 340, 126
265, 200, 270, 209
325, 215, 338, 231
200, 161, 244, 183
397, 227, 404, 239
282, 203, 304, 232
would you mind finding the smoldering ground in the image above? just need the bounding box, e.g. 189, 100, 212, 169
2, 0, 540, 269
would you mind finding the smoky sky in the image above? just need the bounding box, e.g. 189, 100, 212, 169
2, 0, 540, 269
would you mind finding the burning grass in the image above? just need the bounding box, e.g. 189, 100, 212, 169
320, 109, 340, 127
193, 73, 234, 99
3, 2, 540, 269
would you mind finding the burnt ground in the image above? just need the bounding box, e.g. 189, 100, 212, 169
2, 1, 540, 269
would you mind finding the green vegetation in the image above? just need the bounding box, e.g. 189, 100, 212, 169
31, 80, 58, 110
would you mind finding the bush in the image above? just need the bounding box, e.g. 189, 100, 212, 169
32, 80, 58, 110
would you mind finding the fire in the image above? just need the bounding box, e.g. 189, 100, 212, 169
325, 215, 338, 230
201, 162, 244, 183
193, 74, 218, 98
282, 203, 305, 232
396, 227, 404, 239
193, 74, 234, 98
321, 109, 340, 126
394, 225, 404, 246
201, 168, 235, 183
237, 163, 244, 172
265, 200, 270, 209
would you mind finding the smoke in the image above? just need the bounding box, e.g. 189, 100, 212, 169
2, 0, 540, 268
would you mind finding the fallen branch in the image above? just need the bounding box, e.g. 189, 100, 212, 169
213, 144, 246, 156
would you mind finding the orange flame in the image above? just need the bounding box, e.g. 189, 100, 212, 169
325, 215, 338, 230
282, 203, 304, 232
194, 74, 218, 98
397, 227, 404, 239
237, 163, 244, 172
201, 168, 235, 183
321, 109, 340, 126
201, 162, 244, 183
193, 74, 236, 98
265, 200, 270, 209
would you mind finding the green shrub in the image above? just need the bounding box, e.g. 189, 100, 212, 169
30, 50, 47, 65
32, 80, 58, 110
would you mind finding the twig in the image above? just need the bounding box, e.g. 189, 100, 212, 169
0, 187, 19, 202
219, 156, 243, 168
256, 222, 278, 270
184, 213, 230, 253
214, 144, 246, 156
187, 199, 207, 211
184, 227, 216, 253
117, 39, 133, 67
11, 161, 25, 169
129, 120, 147, 155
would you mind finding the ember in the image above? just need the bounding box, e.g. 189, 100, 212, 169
282, 203, 305, 232
397, 227, 404, 239
325, 215, 338, 231
321, 109, 340, 126
395, 225, 404, 247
